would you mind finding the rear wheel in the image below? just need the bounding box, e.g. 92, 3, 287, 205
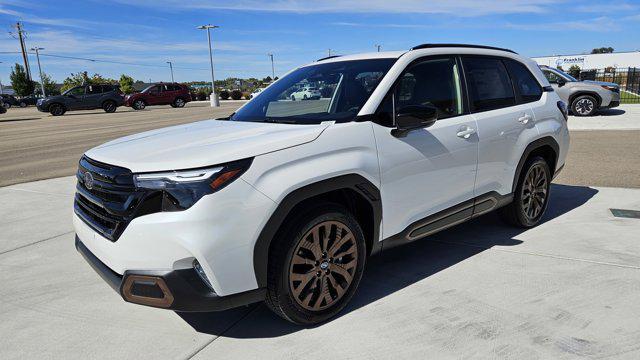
102, 100, 117, 113
19, 101, 26, 108
173, 98, 186, 108
266, 203, 366, 325
49, 104, 65, 116
3, 102, 10, 109
571, 95, 597, 116
499, 156, 551, 227
291, 95, 296, 101
132, 99, 145, 110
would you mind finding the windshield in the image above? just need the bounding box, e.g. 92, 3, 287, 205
231, 58, 396, 124
552, 68, 578, 82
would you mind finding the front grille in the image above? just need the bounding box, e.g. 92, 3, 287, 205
74, 156, 143, 241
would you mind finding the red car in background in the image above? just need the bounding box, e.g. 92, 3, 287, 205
125, 82, 191, 110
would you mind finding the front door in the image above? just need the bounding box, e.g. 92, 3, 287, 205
373, 56, 479, 239
147, 85, 163, 105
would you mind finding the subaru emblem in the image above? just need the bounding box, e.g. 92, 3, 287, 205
84, 172, 94, 190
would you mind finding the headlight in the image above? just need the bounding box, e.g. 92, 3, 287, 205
601, 85, 618, 92
133, 158, 252, 210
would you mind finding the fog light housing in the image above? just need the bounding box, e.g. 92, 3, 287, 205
193, 259, 214, 291
121, 275, 174, 308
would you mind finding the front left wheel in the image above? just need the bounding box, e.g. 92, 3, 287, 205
266, 203, 366, 325
102, 100, 117, 113
173, 98, 186, 108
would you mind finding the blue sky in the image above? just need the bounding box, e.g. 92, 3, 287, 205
0, 0, 638, 84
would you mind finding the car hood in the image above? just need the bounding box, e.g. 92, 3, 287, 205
582, 80, 619, 87
85, 119, 330, 172
43, 95, 65, 102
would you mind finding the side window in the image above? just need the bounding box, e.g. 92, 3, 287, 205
505, 60, 542, 103
86, 85, 101, 94
543, 70, 559, 84
394, 57, 463, 120
68, 87, 85, 96
149, 85, 161, 95
462, 57, 515, 112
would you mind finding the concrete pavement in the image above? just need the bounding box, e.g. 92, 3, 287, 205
1, 176, 640, 359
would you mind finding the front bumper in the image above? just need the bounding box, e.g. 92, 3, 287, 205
36, 103, 47, 112
76, 236, 265, 311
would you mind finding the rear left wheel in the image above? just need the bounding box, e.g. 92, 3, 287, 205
499, 156, 551, 227
173, 98, 186, 108
266, 203, 366, 325
102, 100, 117, 113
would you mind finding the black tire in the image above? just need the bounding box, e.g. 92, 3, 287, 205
291, 95, 296, 101
499, 156, 551, 228
19, 101, 26, 108
0, 106, 6, 114
49, 103, 65, 116
173, 98, 186, 108
571, 95, 597, 116
265, 202, 366, 325
102, 100, 117, 113
3, 102, 11, 109
303, 94, 308, 100
132, 99, 145, 110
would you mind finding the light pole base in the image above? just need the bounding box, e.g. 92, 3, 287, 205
210, 94, 220, 107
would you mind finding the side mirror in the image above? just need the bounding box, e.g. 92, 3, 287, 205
392, 104, 438, 137
557, 78, 566, 87
67, 94, 75, 98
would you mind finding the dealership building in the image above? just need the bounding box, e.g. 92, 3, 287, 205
532, 51, 640, 70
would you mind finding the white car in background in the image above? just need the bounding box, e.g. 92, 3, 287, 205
249, 87, 265, 99
290, 86, 321, 100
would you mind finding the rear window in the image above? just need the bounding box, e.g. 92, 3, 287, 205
505, 60, 542, 103
462, 57, 515, 112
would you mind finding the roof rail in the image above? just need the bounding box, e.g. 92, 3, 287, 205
410, 43, 517, 54
316, 55, 342, 62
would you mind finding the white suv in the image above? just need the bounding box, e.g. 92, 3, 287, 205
74, 44, 569, 325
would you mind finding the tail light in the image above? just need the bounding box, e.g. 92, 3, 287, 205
557, 101, 568, 121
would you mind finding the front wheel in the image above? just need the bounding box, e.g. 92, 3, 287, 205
3, 102, 10, 109
132, 99, 145, 110
499, 156, 551, 227
19, 101, 26, 108
571, 95, 597, 116
266, 203, 366, 325
49, 104, 65, 116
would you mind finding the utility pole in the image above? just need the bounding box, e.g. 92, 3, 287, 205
13, 22, 31, 80
197, 24, 220, 107
375, 44, 382, 52
267, 53, 275, 80
30, 47, 46, 97
166, 61, 174, 82
328, 49, 332, 57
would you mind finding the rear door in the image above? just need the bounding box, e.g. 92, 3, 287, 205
83, 85, 103, 109
373, 56, 479, 238
464, 56, 539, 196
160, 84, 175, 104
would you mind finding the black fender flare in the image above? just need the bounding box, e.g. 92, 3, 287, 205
512, 136, 560, 192
252, 174, 382, 288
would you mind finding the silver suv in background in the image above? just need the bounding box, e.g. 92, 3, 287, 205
540, 65, 620, 116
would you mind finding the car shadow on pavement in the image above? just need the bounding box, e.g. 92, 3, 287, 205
596, 109, 626, 116
178, 183, 599, 337
0, 117, 42, 123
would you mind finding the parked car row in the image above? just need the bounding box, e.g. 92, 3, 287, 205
33, 82, 192, 116
1, 94, 38, 108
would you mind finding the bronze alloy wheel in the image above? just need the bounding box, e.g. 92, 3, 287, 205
288, 220, 358, 311
521, 163, 548, 220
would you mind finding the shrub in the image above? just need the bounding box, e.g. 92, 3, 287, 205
243, 92, 251, 100
219, 90, 230, 100
231, 89, 243, 100
197, 90, 207, 101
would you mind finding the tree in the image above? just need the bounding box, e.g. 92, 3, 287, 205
591, 47, 614, 54
10, 63, 35, 96
31, 73, 59, 96
61, 71, 90, 92
119, 74, 135, 94
568, 65, 581, 79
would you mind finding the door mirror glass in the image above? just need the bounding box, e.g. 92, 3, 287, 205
392, 104, 438, 137
556, 77, 566, 86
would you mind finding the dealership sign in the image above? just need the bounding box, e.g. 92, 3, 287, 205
555, 57, 586, 66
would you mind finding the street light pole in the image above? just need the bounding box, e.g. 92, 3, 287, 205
267, 53, 275, 80
30, 47, 46, 97
375, 44, 382, 52
166, 61, 174, 83
197, 24, 220, 107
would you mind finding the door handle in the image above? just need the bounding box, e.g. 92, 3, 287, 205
456, 126, 476, 139
518, 114, 532, 124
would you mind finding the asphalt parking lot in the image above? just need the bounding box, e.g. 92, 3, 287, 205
1, 104, 640, 359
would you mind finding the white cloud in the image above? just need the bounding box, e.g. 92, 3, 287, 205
119, 0, 562, 16
505, 17, 621, 32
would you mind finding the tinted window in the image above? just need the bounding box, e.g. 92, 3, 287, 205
395, 57, 463, 120
463, 57, 515, 112
543, 70, 560, 84
506, 60, 542, 103
66, 87, 85, 96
